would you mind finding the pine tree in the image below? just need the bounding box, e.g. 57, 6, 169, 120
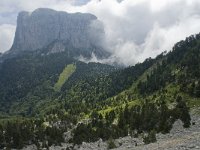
175, 96, 191, 128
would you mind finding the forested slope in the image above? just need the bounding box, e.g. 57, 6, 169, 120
0, 33, 200, 149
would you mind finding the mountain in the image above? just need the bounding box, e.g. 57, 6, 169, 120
0, 8, 200, 149
9, 8, 109, 58
0, 32, 199, 148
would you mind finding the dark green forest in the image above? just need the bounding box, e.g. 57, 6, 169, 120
0, 33, 200, 148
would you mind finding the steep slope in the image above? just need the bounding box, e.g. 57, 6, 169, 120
0, 8, 112, 117
1, 33, 200, 118
136, 34, 200, 98
96, 34, 200, 113
0, 50, 115, 117
0, 33, 199, 149
0, 11, 200, 148
9, 8, 108, 58
67, 34, 200, 146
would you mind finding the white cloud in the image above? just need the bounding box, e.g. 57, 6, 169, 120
0, 24, 15, 53
1, 0, 200, 65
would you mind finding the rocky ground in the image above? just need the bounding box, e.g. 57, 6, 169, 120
119, 115, 200, 150
22, 110, 200, 150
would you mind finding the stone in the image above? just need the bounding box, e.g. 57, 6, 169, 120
188, 144, 195, 149
10, 8, 108, 58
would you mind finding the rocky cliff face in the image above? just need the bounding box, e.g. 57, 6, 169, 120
10, 8, 108, 58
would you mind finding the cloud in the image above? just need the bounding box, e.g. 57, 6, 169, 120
1, 0, 200, 65
80, 0, 200, 65
0, 24, 15, 53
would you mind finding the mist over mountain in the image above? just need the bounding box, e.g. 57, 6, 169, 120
0, 3, 200, 150
2, 0, 200, 66
9, 8, 109, 58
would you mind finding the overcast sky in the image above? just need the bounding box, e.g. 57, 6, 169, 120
1, 0, 200, 65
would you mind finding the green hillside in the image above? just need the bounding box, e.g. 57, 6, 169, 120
0, 50, 116, 117
0, 33, 200, 148
54, 64, 76, 92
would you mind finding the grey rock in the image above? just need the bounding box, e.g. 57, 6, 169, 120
21, 144, 37, 150
47, 41, 65, 54
188, 144, 195, 149
195, 146, 200, 149
20, 111, 200, 150
11, 8, 108, 58
63, 131, 72, 143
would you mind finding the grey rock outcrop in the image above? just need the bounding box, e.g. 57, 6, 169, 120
10, 8, 108, 58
